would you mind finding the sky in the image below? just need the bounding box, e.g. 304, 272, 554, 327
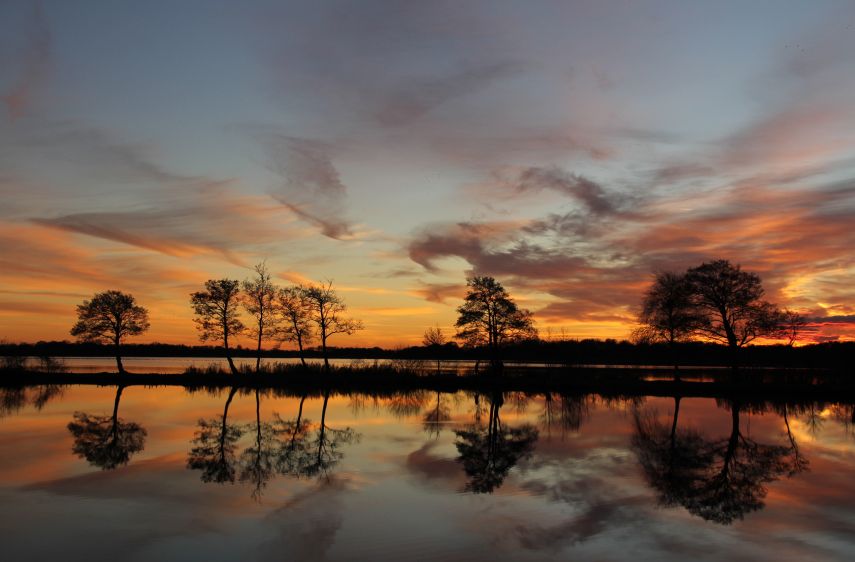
1, 0, 854, 347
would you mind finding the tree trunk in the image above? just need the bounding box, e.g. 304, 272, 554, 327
296, 331, 307, 368
224, 332, 239, 375
321, 335, 330, 371
255, 329, 263, 373
114, 339, 125, 374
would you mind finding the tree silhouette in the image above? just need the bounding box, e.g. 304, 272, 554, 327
242, 262, 281, 372
422, 325, 447, 374
303, 282, 364, 370
635, 271, 703, 376
685, 260, 781, 352
70, 290, 149, 373
190, 279, 245, 375
455, 276, 536, 372
187, 386, 244, 483
454, 392, 538, 493
277, 286, 314, 367
632, 399, 808, 524
67, 386, 147, 470
773, 309, 808, 347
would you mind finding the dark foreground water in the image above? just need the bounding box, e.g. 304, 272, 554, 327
1, 385, 854, 561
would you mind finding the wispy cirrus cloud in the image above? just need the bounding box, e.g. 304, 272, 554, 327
249, 130, 355, 240
1, 1, 50, 120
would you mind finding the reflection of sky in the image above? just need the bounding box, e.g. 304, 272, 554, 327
2, 1, 855, 346
2, 388, 855, 559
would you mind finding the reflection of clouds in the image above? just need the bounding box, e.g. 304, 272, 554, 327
258, 477, 354, 561
404, 441, 465, 490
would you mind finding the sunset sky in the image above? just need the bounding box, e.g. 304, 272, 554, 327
2, 0, 854, 347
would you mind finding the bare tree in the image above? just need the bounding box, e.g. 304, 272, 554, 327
190, 279, 244, 375
455, 276, 537, 372
70, 290, 150, 373
277, 286, 314, 367
242, 262, 281, 372
774, 309, 808, 347
685, 260, 781, 351
302, 281, 364, 370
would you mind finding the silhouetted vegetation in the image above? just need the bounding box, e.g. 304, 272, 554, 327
632, 398, 807, 524
67, 386, 147, 470
303, 281, 364, 370
70, 290, 150, 373
455, 276, 537, 372
454, 391, 539, 493
190, 279, 245, 375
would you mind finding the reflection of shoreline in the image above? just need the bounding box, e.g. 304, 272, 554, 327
3, 368, 854, 404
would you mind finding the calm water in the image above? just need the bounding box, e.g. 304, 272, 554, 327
1, 385, 854, 561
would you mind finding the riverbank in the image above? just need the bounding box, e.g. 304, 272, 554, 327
2, 363, 853, 402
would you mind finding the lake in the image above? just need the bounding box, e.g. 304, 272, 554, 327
1, 384, 854, 561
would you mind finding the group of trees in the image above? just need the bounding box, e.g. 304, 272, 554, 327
635, 260, 806, 365
191, 264, 363, 374
70, 263, 363, 374
67, 259, 809, 376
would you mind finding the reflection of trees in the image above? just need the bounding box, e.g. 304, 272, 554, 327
0, 387, 28, 418
455, 392, 538, 493
540, 393, 591, 437
189, 389, 359, 498
274, 395, 312, 477
299, 390, 359, 480
239, 389, 281, 501
632, 398, 808, 524
422, 391, 451, 438
67, 386, 147, 470
188, 386, 244, 483
385, 391, 429, 419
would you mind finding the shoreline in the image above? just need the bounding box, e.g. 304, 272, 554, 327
2, 367, 854, 402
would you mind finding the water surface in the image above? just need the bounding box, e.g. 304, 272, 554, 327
1, 385, 854, 561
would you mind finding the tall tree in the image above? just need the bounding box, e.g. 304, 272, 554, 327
455, 276, 536, 371
685, 260, 781, 351
70, 290, 150, 373
242, 262, 281, 372
302, 281, 364, 370
277, 286, 314, 367
635, 271, 701, 345
635, 271, 703, 377
190, 279, 244, 375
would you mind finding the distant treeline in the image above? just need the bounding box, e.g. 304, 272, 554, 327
3, 339, 853, 369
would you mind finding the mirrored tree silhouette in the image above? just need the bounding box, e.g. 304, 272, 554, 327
385, 390, 429, 419
273, 394, 313, 477
298, 389, 359, 480
422, 391, 451, 438
187, 386, 244, 483
633, 398, 808, 524
0, 387, 28, 419
239, 389, 283, 501
540, 393, 591, 438
455, 392, 538, 493
67, 386, 147, 470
